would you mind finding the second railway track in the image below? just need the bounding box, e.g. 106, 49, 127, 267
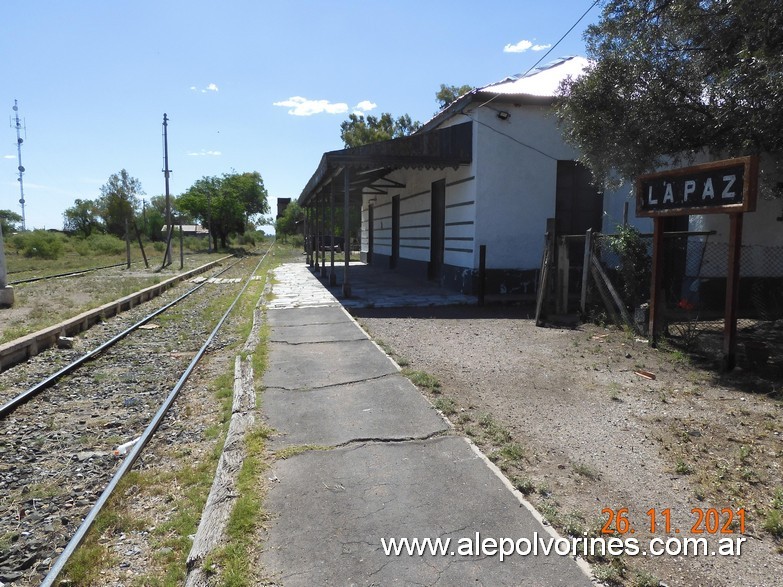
0, 245, 273, 585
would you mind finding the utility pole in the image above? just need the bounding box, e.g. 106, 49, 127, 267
207, 189, 212, 253
162, 113, 173, 267
11, 100, 26, 230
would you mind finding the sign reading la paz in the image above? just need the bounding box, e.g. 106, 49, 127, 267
636, 155, 759, 372
636, 156, 758, 217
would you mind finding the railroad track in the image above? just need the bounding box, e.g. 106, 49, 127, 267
0, 244, 273, 585
7, 262, 135, 286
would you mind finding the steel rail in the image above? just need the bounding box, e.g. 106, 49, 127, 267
0, 254, 244, 418
8, 261, 133, 285
40, 240, 274, 586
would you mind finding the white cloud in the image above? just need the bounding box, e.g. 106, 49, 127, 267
355, 100, 377, 112
190, 83, 219, 93
503, 39, 551, 53
2, 155, 16, 159
187, 150, 222, 157
351, 100, 379, 116
273, 96, 349, 116
504, 40, 532, 53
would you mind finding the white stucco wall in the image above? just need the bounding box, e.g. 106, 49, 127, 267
470, 102, 650, 270
360, 100, 669, 274
361, 161, 478, 266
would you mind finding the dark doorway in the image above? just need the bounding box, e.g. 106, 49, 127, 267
367, 204, 374, 264
429, 180, 446, 279
555, 161, 604, 237
555, 161, 605, 301
390, 195, 400, 269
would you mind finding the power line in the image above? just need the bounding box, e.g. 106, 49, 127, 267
478, 0, 601, 110
521, 0, 601, 78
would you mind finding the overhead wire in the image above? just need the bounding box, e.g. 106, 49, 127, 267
459, 0, 603, 159
477, 0, 602, 110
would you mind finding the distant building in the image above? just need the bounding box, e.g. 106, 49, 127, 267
277, 198, 292, 219
161, 224, 210, 237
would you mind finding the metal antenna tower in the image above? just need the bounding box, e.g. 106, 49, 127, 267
10, 100, 26, 230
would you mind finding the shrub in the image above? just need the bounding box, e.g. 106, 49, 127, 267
605, 225, 652, 309
12, 230, 64, 259
73, 234, 125, 256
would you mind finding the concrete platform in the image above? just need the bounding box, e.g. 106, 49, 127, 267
259, 263, 593, 586
264, 374, 448, 448
261, 437, 592, 587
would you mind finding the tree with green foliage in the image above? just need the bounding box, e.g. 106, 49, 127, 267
178, 171, 269, 250
0, 210, 23, 235
97, 169, 144, 237
557, 0, 783, 191
63, 199, 103, 236
340, 113, 421, 148
340, 83, 474, 148
435, 84, 473, 109
139, 195, 177, 241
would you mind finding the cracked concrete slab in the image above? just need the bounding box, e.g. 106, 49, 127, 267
263, 339, 399, 390
260, 436, 592, 586
266, 306, 347, 328
264, 374, 450, 449
269, 320, 367, 345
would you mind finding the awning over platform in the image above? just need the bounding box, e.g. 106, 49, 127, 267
299, 122, 472, 206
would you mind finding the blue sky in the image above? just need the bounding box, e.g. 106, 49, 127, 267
2, 0, 600, 231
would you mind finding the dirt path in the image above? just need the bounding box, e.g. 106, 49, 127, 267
353, 305, 783, 587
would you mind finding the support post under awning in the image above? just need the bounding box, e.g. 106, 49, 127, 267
342, 167, 351, 297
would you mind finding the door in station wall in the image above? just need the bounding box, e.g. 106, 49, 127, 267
555, 160, 604, 237
555, 161, 605, 297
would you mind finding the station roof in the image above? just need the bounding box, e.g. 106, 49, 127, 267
299, 122, 472, 206
481, 56, 592, 98
298, 57, 589, 207
419, 56, 591, 133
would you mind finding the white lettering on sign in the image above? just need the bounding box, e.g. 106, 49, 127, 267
702, 178, 715, 200
683, 180, 696, 202
663, 183, 674, 203
637, 158, 754, 216
722, 175, 736, 199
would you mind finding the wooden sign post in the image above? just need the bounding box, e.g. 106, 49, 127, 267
636, 156, 758, 371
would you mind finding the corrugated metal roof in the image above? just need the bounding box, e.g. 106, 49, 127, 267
479, 56, 592, 98
418, 56, 591, 134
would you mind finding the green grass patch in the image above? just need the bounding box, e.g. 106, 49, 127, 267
209, 427, 271, 587
499, 442, 526, 462
433, 397, 457, 416
402, 369, 442, 394
675, 457, 693, 475
511, 475, 535, 495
